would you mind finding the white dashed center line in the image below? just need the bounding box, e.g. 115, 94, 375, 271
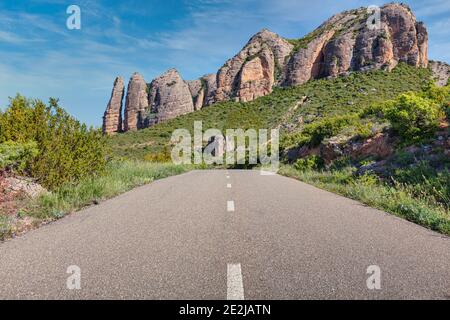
226, 175, 230, 179
227, 200, 235, 212
227, 263, 244, 300
227, 183, 231, 188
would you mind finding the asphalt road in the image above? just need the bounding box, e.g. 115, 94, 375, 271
0, 170, 449, 299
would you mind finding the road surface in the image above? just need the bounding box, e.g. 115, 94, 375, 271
0, 170, 449, 299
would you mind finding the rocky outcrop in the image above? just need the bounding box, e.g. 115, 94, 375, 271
147, 69, 194, 125
102, 77, 124, 135
287, 133, 394, 164
215, 29, 293, 102
430, 61, 450, 87
187, 79, 204, 111
201, 74, 217, 106
187, 73, 217, 110
382, 5, 428, 67
284, 29, 336, 86
284, 3, 428, 86
124, 73, 149, 131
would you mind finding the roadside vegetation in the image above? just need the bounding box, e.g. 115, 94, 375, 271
279, 165, 450, 235
1, 160, 191, 240
0, 96, 191, 240
280, 83, 450, 235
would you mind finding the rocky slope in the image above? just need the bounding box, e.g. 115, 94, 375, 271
430, 61, 450, 87
103, 3, 436, 134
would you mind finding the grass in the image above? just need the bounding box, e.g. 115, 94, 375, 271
0, 215, 13, 240
279, 165, 450, 236
0, 161, 192, 240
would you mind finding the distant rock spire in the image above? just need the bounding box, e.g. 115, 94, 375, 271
102, 76, 124, 135
147, 69, 194, 124
124, 72, 149, 131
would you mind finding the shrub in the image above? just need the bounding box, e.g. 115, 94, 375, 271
302, 115, 360, 146
281, 115, 361, 150
0, 95, 107, 189
382, 92, 443, 141
420, 83, 450, 105
0, 141, 39, 173
294, 155, 324, 171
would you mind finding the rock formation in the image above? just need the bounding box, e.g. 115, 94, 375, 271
102, 77, 124, 135
187, 73, 218, 109
201, 74, 217, 106
124, 73, 149, 131
284, 3, 428, 86
187, 79, 204, 111
103, 3, 432, 134
430, 61, 450, 87
146, 69, 195, 125
215, 29, 293, 102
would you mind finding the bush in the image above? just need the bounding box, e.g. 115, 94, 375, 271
420, 83, 450, 105
382, 92, 443, 141
294, 155, 324, 171
302, 115, 360, 146
0, 141, 38, 173
0, 95, 107, 189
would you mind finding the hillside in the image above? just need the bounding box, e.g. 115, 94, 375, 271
108, 64, 431, 160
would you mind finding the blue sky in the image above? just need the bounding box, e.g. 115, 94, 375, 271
0, 0, 449, 127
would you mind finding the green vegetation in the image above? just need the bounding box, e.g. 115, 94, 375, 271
0, 141, 38, 174
382, 93, 442, 141
363, 88, 447, 142
0, 216, 14, 240
294, 155, 325, 171
110, 64, 431, 160
28, 161, 191, 220
284, 80, 448, 151
0, 95, 107, 189
0, 161, 191, 240
279, 165, 450, 235
0, 95, 192, 241
281, 114, 373, 150
279, 82, 450, 235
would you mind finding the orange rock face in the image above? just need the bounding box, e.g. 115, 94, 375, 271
215, 29, 293, 103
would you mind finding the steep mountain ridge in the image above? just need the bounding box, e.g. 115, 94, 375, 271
103, 3, 435, 135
